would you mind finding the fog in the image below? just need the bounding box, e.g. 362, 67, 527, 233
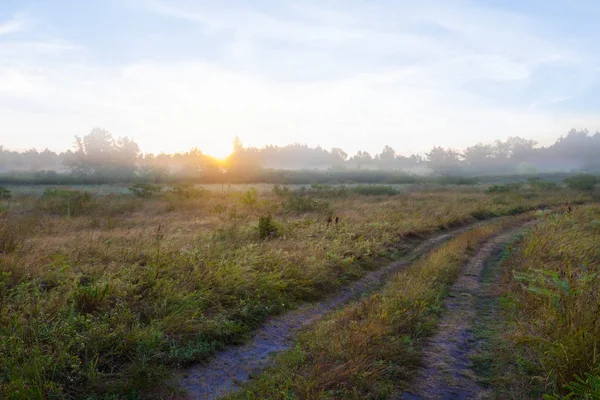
1, 128, 599, 183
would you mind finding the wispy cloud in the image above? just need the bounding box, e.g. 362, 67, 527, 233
0, 12, 31, 36
1, 0, 600, 155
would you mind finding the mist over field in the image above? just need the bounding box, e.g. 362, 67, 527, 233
2, 128, 600, 183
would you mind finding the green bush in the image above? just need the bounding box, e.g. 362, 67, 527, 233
42, 189, 93, 217
239, 188, 258, 206
528, 178, 558, 191
351, 185, 397, 196
129, 183, 162, 198
486, 184, 511, 194
435, 176, 479, 185
284, 195, 329, 213
564, 174, 599, 191
0, 186, 11, 200
257, 215, 278, 239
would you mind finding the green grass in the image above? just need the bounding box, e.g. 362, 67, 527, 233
0, 185, 589, 398
473, 205, 600, 399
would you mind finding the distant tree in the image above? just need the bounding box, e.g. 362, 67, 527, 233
463, 143, 494, 173
233, 136, 244, 152
330, 148, 348, 169
350, 151, 373, 170
376, 145, 396, 169
426, 146, 462, 175
64, 128, 140, 180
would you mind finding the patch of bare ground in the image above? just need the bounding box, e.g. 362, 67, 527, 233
400, 222, 536, 400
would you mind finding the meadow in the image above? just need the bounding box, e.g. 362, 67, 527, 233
0, 182, 591, 398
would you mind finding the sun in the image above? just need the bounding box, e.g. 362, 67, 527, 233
204, 144, 233, 161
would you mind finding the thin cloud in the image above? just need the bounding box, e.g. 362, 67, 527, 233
1, 1, 600, 157
0, 14, 29, 35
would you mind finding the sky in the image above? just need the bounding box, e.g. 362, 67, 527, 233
1, 0, 600, 158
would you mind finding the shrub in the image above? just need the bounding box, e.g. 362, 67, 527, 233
435, 176, 479, 185
471, 209, 499, 220
0, 187, 11, 200
74, 282, 109, 314
257, 215, 278, 239
168, 184, 206, 199
239, 188, 258, 206
284, 195, 330, 213
42, 188, 93, 216
352, 185, 397, 196
564, 174, 598, 191
486, 184, 511, 194
272, 185, 290, 197
311, 184, 347, 196
129, 183, 163, 198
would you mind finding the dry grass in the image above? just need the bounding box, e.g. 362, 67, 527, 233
0, 184, 587, 398
484, 204, 600, 398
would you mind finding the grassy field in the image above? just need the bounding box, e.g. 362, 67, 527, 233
0, 182, 590, 398
474, 204, 600, 399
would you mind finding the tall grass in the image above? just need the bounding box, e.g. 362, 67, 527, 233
0, 185, 587, 398
487, 205, 600, 398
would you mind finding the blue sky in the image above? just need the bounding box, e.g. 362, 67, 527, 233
1, 0, 600, 157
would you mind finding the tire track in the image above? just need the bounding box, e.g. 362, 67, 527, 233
399, 221, 536, 400
177, 220, 501, 400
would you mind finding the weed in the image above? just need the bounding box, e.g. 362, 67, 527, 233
0, 186, 11, 200
257, 215, 278, 239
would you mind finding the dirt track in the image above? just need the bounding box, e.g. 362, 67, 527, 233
399, 222, 535, 400
178, 220, 499, 399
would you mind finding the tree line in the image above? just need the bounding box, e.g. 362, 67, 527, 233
1, 128, 599, 183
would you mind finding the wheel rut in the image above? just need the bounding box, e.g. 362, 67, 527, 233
177, 220, 496, 400
399, 221, 536, 400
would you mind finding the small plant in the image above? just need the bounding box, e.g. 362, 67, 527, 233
257, 215, 278, 239
74, 282, 109, 314
0, 186, 11, 200
545, 372, 600, 399
129, 183, 162, 198
239, 188, 258, 207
